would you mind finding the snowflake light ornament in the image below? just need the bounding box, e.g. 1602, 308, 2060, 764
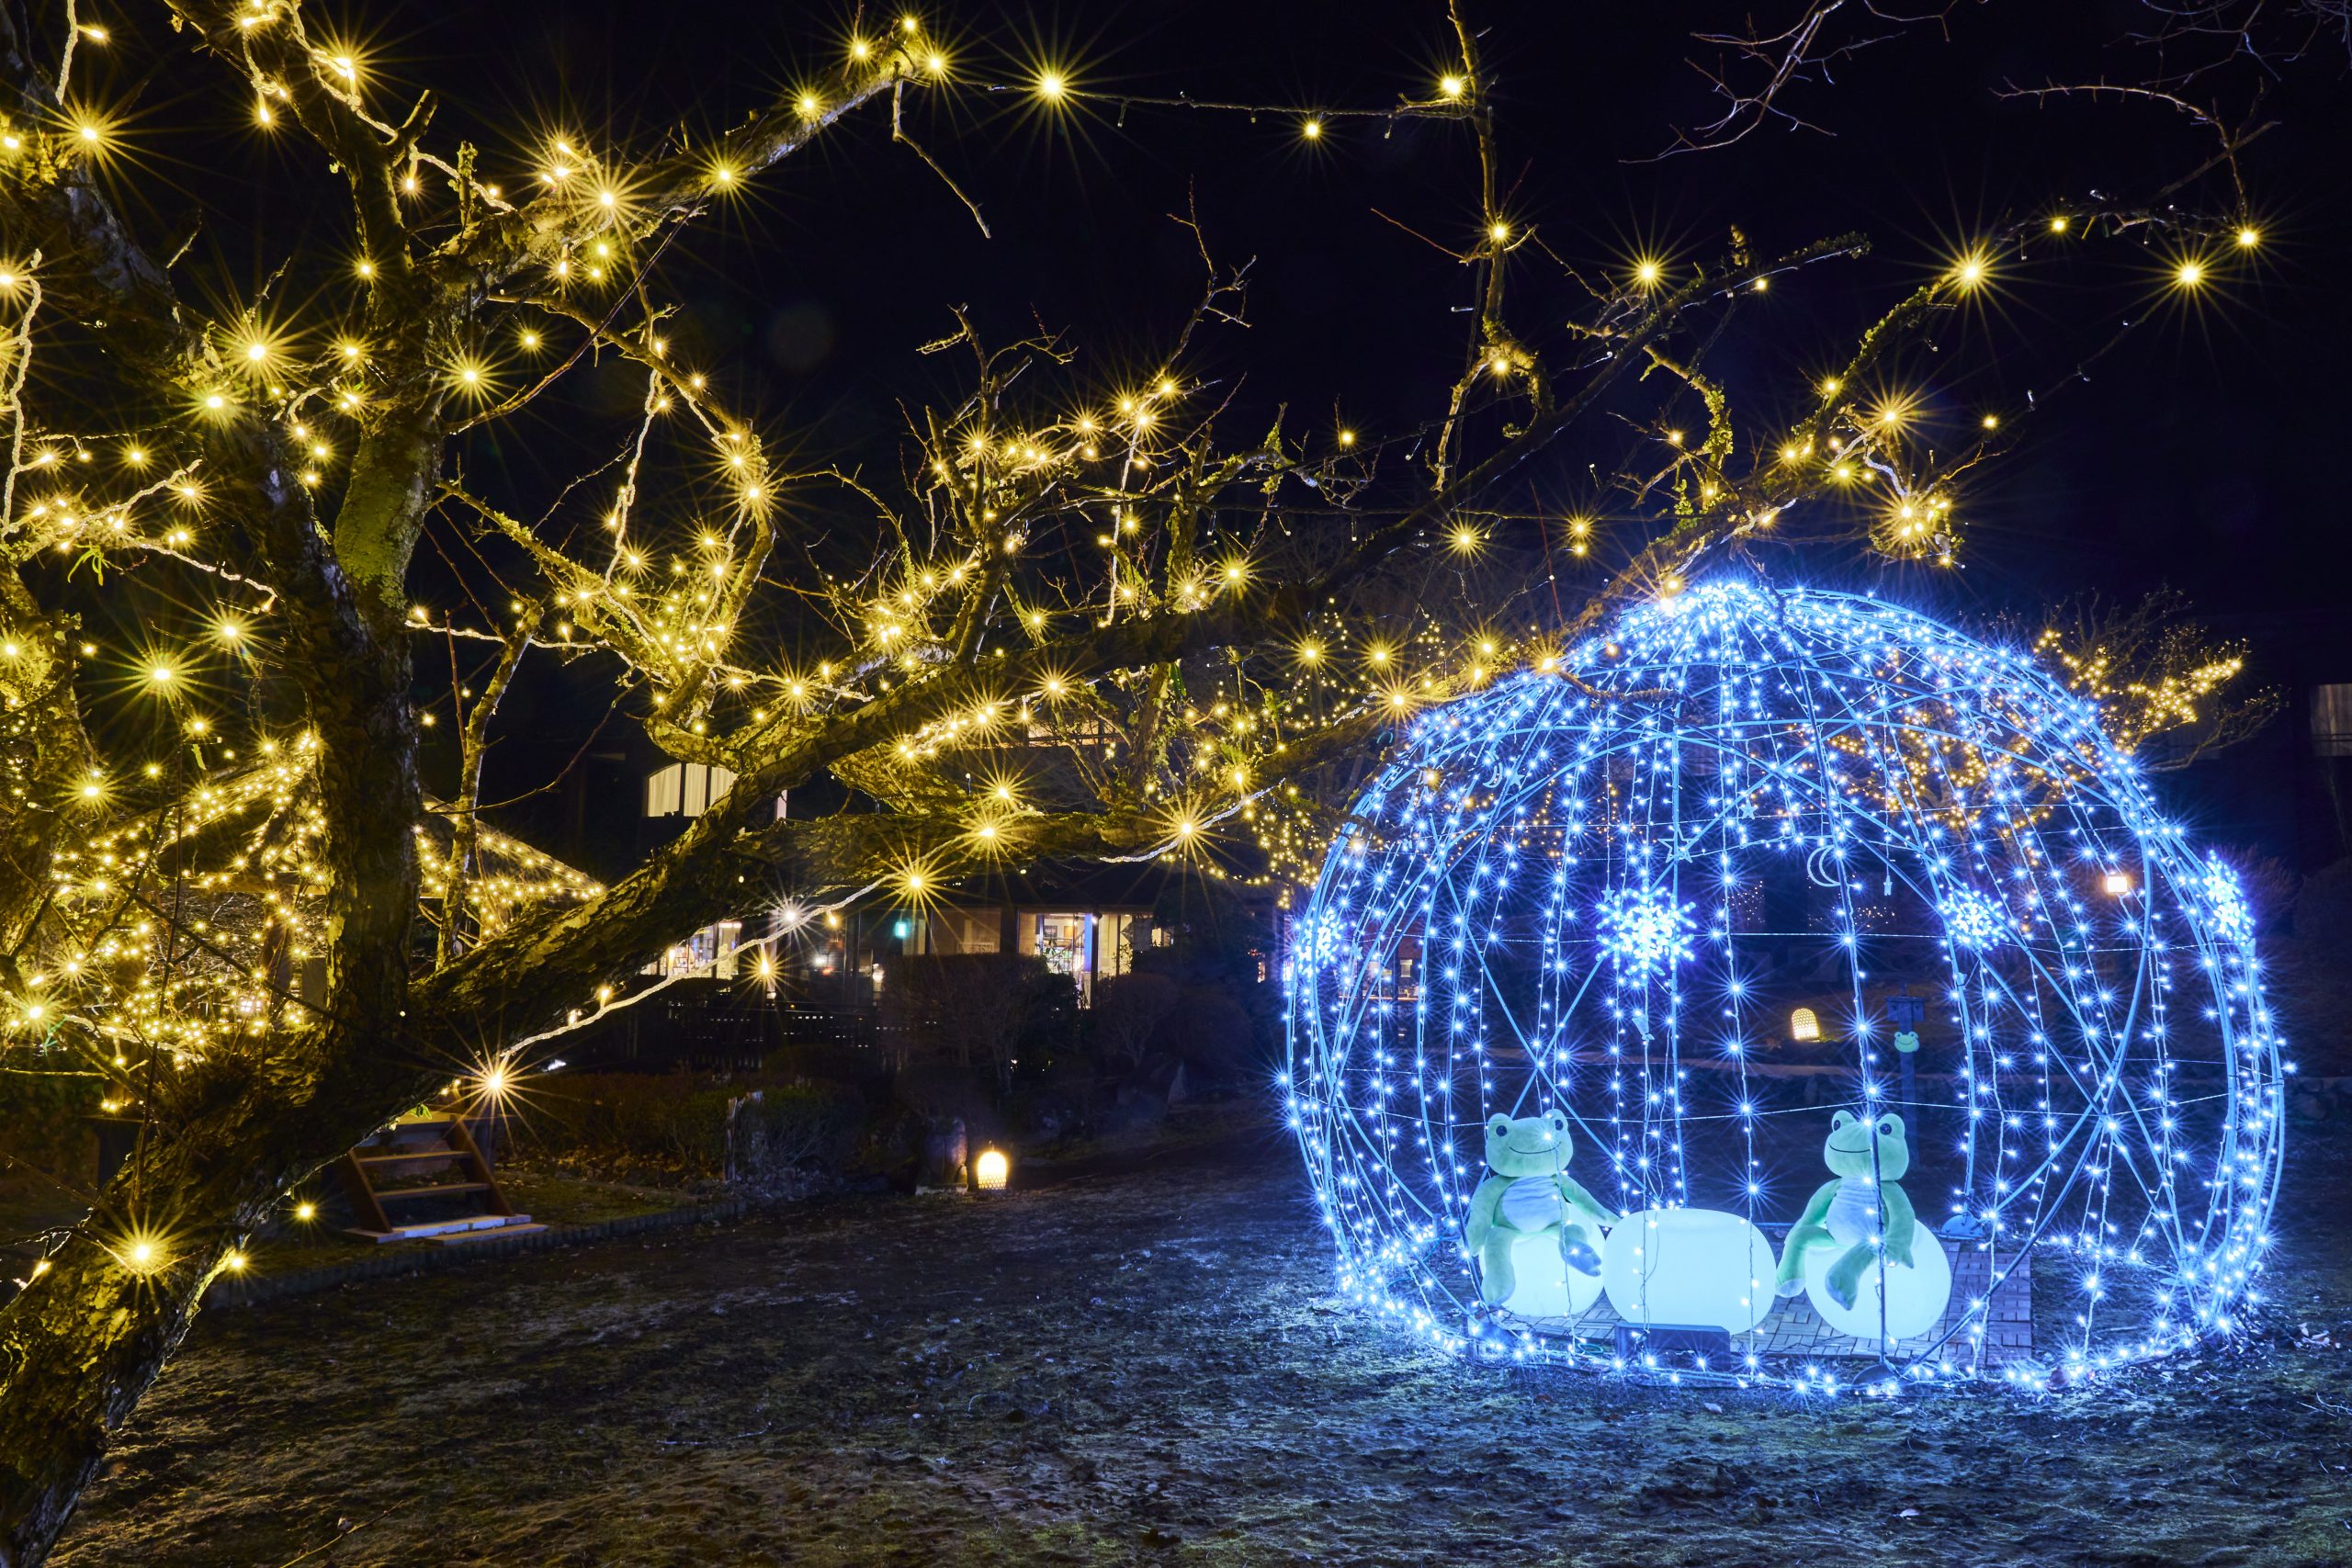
2198, 856, 2255, 945
1939, 888, 2011, 952
1595, 883, 1697, 979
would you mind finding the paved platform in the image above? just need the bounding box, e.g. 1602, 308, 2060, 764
1511, 1235, 2035, 1367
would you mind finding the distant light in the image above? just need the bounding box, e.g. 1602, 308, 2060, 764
976, 1148, 1010, 1190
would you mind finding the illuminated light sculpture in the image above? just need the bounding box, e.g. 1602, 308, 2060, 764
1283, 580, 2286, 1388
1603, 1207, 1777, 1337
975, 1147, 1010, 1191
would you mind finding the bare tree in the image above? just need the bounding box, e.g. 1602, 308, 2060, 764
2025, 589, 2281, 769
1665, 0, 2348, 157
0, 2, 2277, 1557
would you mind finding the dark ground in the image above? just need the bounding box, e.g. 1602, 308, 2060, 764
51, 1110, 2352, 1568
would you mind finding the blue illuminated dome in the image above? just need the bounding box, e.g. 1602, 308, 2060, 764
1283, 579, 2286, 1390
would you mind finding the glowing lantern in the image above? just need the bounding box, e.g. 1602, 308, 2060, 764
1801, 1230, 1954, 1343
1494, 1227, 1607, 1320
1789, 1007, 1821, 1043
975, 1148, 1009, 1191
1602, 1208, 1777, 1337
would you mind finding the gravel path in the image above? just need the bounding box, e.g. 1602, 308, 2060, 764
53, 1113, 2352, 1566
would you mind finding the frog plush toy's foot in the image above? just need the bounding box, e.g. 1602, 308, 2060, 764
1824, 1246, 1872, 1311
1774, 1273, 1807, 1300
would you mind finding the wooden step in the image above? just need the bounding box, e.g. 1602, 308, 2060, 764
356, 1149, 462, 1166
435, 1222, 548, 1246
374, 1182, 492, 1201
346, 1213, 537, 1244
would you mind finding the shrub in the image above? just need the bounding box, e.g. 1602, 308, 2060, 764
1089, 973, 1179, 1072
1157, 985, 1261, 1081
724, 1082, 865, 1188
881, 953, 1076, 1088
508, 1071, 864, 1188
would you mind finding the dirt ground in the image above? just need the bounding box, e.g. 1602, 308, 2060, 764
51, 1110, 2352, 1568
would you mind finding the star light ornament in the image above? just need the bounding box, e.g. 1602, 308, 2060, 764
1283, 580, 2287, 1393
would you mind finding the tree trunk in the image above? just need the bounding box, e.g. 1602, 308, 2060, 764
0, 1034, 422, 1564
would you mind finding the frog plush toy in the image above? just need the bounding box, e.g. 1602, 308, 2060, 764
1464, 1111, 1616, 1307
1775, 1109, 1917, 1311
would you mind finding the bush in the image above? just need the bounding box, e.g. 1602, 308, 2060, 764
881, 953, 1076, 1087
761, 1042, 886, 1092
508, 1071, 864, 1189
1089, 973, 1179, 1072
725, 1082, 865, 1188
1156, 985, 1262, 1082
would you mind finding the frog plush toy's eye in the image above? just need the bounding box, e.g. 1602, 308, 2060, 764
1487, 1114, 1512, 1139
1830, 1110, 1856, 1133
1877, 1115, 1902, 1138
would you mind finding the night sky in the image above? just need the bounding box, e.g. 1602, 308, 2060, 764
75, 2, 2352, 859
389, 0, 2347, 618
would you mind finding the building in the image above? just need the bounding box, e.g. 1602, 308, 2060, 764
631, 758, 1180, 1005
